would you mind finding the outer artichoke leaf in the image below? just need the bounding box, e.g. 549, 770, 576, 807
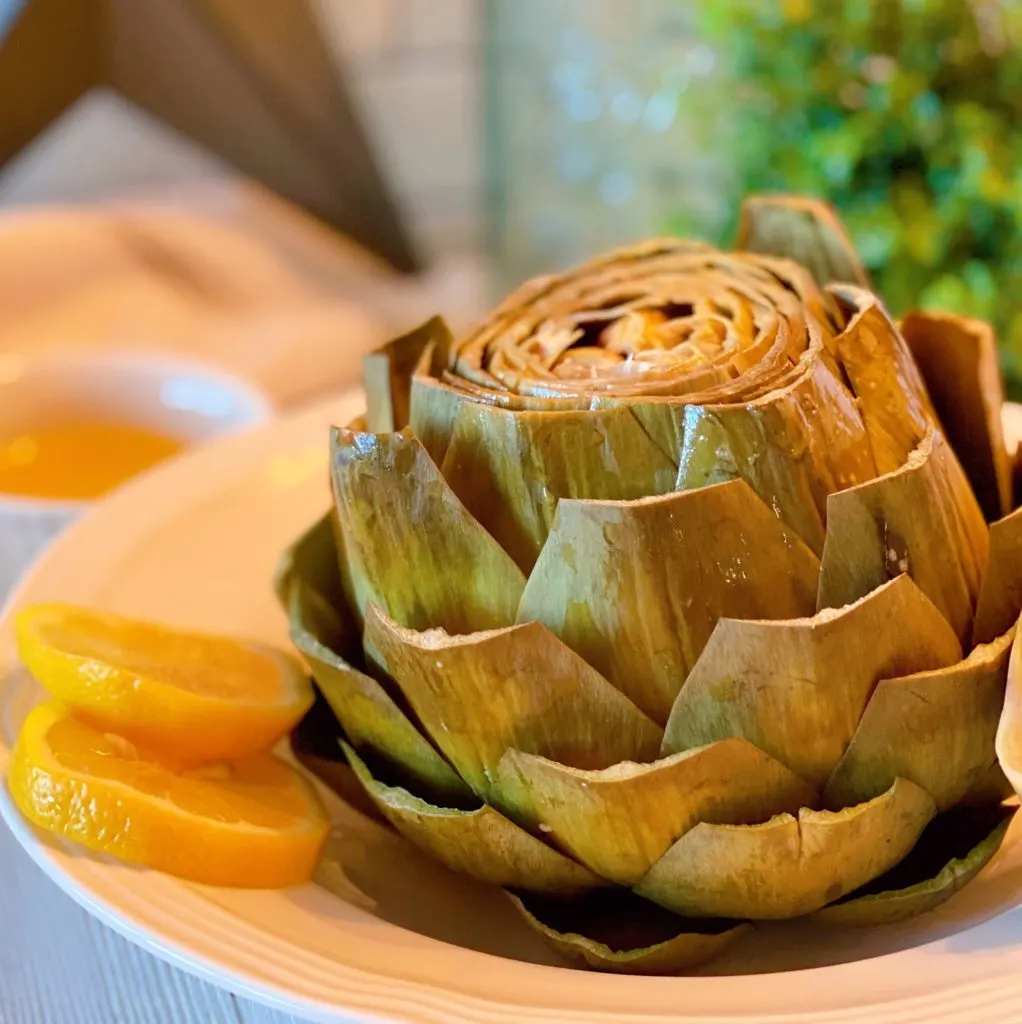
901, 310, 1010, 522
362, 605, 663, 804
635, 778, 936, 920
818, 427, 989, 646
363, 316, 452, 432
829, 287, 934, 475
494, 740, 815, 885
408, 373, 470, 469
995, 619, 1022, 799
973, 507, 1022, 646
812, 804, 1015, 927
507, 889, 749, 975
664, 575, 962, 787
289, 593, 471, 806
331, 426, 526, 632
672, 350, 876, 554
825, 627, 1013, 812
289, 688, 386, 824
343, 743, 604, 897
439, 402, 677, 572
517, 479, 820, 723
736, 194, 870, 290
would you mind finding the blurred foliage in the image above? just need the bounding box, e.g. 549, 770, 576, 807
675, 0, 1022, 391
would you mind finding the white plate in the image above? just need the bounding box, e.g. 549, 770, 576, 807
4, 391, 1022, 1024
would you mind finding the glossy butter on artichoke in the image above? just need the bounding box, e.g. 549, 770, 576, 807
278, 194, 1022, 975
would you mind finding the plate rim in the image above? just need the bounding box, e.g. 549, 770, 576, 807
4, 392, 1022, 1024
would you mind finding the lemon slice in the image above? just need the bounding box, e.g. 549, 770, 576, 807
8, 700, 329, 887
16, 604, 312, 762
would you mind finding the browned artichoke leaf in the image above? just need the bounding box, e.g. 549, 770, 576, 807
439, 403, 677, 572
825, 628, 1012, 812
362, 605, 662, 804
812, 804, 1015, 927
635, 778, 936, 920
494, 740, 815, 885
818, 427, 989, 646
289, 588, 471, 806
363, 316, 452, 432
507, 890, 749, 975
736, 194, 870, 290
343, 743, 603, 897
901, 310, 1010, 522
829, 287, 934, 475
331, 426, 526, 632
973, 507, 1022, 646
517, 480, 820, 723
665, 576, 962, 787
289, 687, 386, 824
666, 351, 875, 554
995, 620, 1022, 798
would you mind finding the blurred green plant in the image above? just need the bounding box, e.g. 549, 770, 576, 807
676, 0, 1022, 391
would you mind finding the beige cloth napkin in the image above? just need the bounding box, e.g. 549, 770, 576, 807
0, 205, 388, 409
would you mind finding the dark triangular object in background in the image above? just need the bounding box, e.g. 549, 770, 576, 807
0, 0, 419, 273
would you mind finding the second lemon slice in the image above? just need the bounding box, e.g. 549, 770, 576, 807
16, 604, 313, 762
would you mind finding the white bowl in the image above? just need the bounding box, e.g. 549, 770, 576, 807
0, 350, 272, 597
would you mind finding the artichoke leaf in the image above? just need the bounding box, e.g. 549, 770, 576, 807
736, 194, 870, 291
818, 427, 989, 646
331, 426, 526, 632
507, 890, 749, 975
362, 605, 662, 804
289, 589, 471, 806
901, 310, 1011, 522
826, 627, 1013, 812
635, 778, 936, 920
343, 744, 603, 897
439, 403, 677, 572
289, 688, 386, 824
363, 316, 452, 432
670, 348, 875, 554
829, 287, 935, 475
973, 507, 1022, 646
994, 619, 1022, 799
495, 740, 815, 885
812, 804, 1015, 927
518, 479, 820, 723
665, 575, 962, 787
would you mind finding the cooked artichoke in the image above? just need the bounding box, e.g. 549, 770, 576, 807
277, 195, 1022, 975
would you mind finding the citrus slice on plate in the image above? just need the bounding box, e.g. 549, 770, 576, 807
16, 603, 313, 762
7, 700, 329, 887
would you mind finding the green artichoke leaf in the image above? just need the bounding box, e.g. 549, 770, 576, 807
507, 890, 750, 975
818, 427, 990, 646
829, 287, 935, 475
517, 479, 820, 723
331, 426, 526, 632
665, 575, 962, 787
343, 743, 604, 897
362, 604, 663, 805
825, 627, 1013, 812
439, 403, 677, 572
736, 194, 870, 291
995, 620, 1022, 799
363, 316, 452, 432
812, 804, 1015, 927
635, 778, 936, 920
494, 739, 815, 885
901, 310, 1011, 523
289, 687, 386, 824
668, 347, 876, 555
973, 507, 1022, 645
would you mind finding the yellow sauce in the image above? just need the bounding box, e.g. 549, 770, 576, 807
0, 422, 183, 500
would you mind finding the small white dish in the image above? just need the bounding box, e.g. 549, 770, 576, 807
1, 391, 1022, 1024
0, 349, 272, 595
